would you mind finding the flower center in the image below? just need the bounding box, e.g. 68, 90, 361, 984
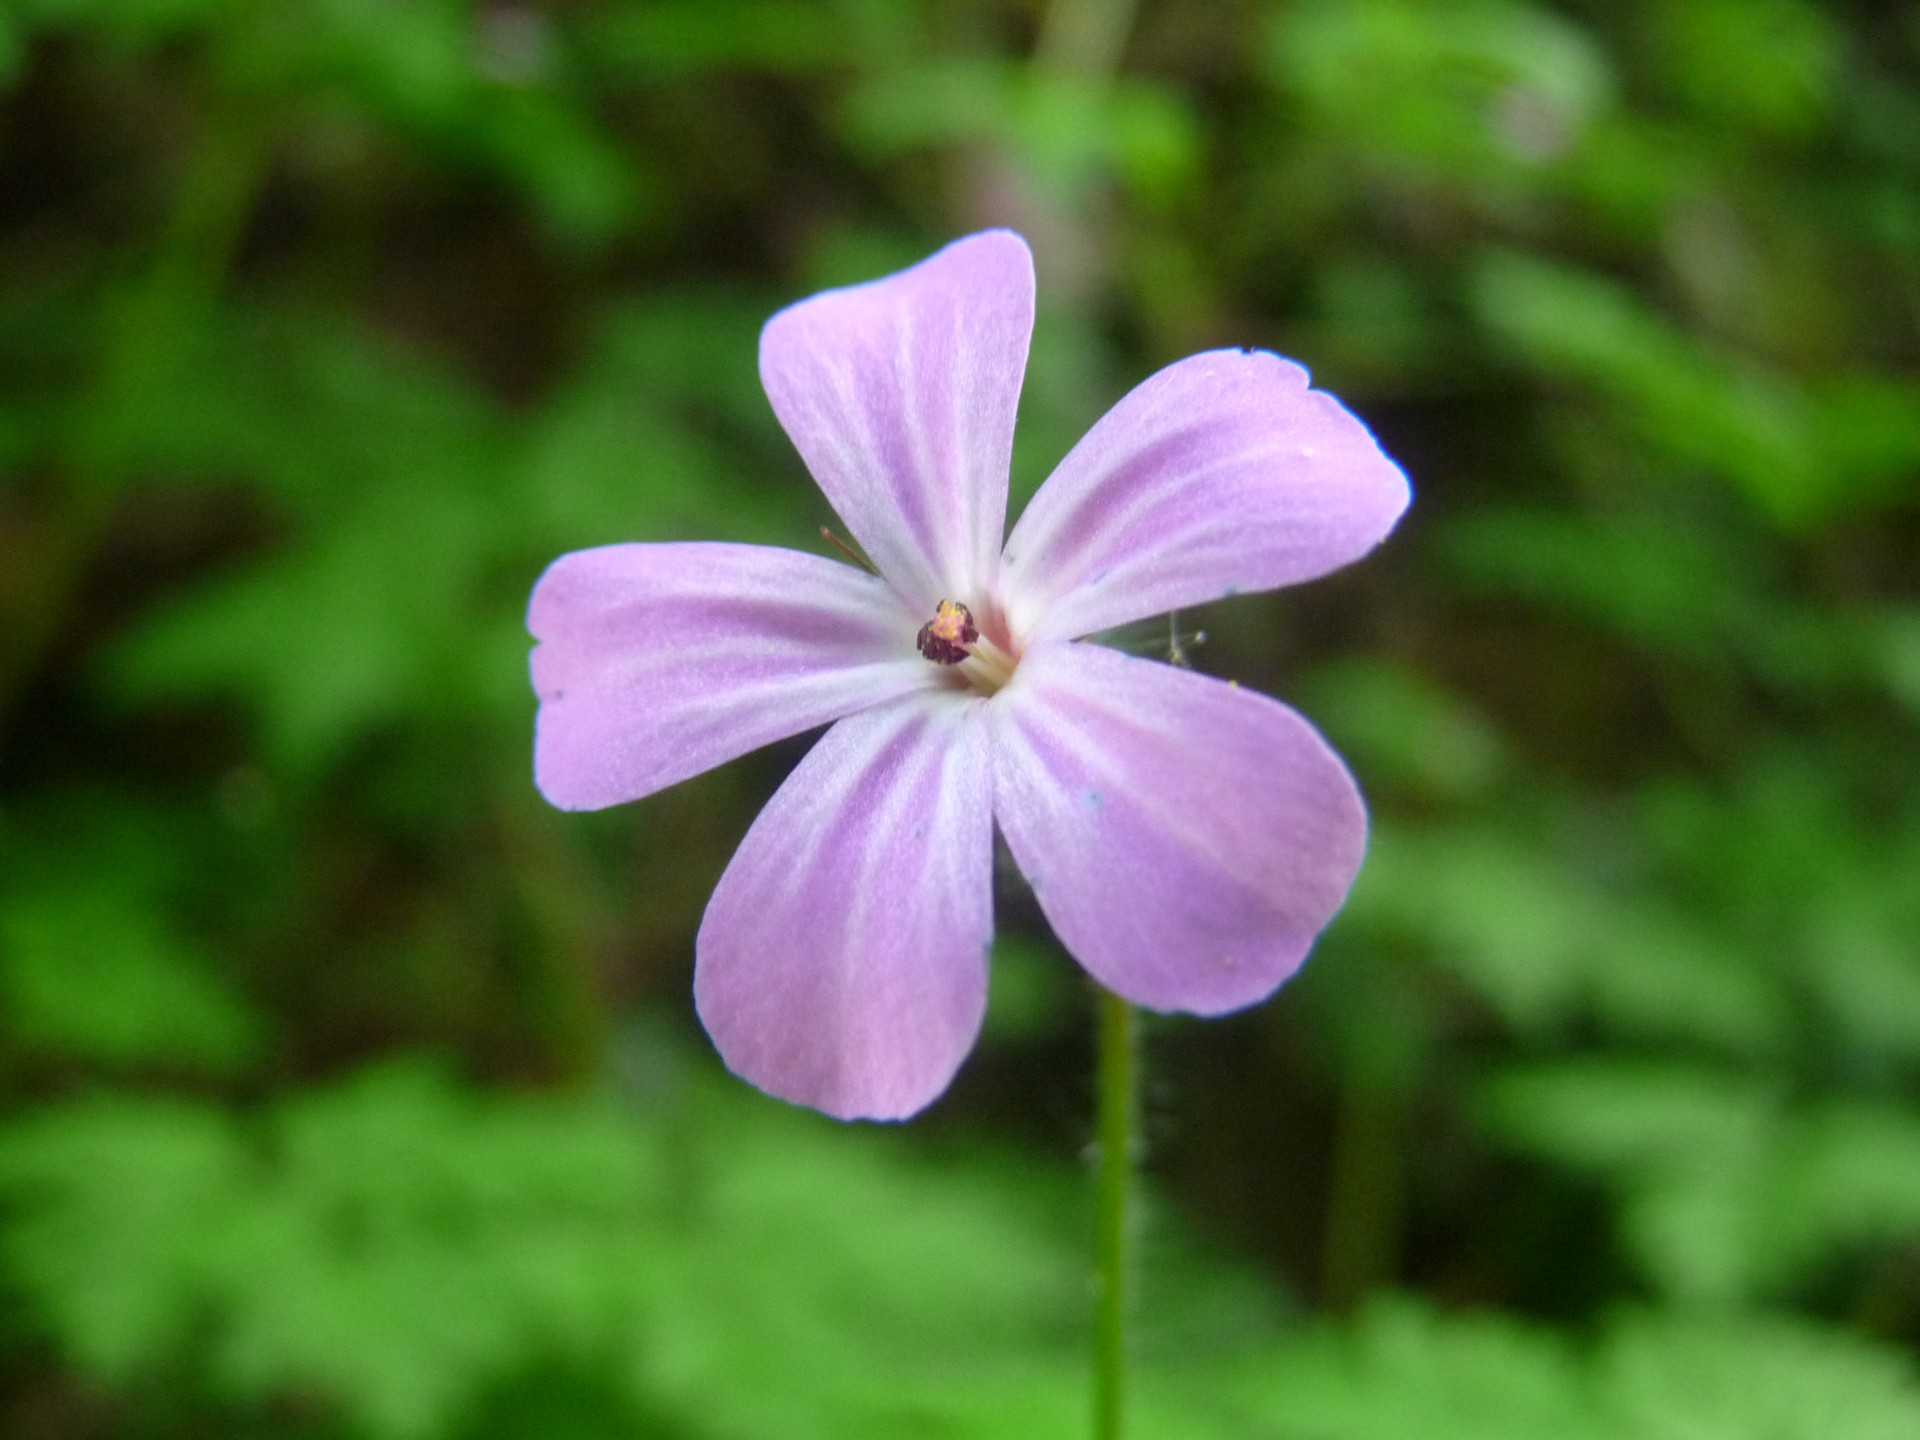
916, 599, 1018, 696
915, 599, 977, 665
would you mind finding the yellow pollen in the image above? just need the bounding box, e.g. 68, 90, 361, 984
927, 601, 971, 646
916, 599, 979, 665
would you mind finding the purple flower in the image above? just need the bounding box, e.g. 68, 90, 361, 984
528, 232, 1409, 1121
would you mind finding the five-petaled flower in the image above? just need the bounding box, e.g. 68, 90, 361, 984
528, 232, 1409, 1120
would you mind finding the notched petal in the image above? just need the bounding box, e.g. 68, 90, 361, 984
1001, 349, 1410, 643
529, 541, 927, 810
990, 642, 1367, 1014
759, 231, 1034, 610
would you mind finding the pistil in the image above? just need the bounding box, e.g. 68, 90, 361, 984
957, 633, 1018, 696
915, 598, 1019, 696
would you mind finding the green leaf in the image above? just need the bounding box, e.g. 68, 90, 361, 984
1228, 1300, 1920, 1440
1599, 1310, 1920, 1440
1639, 0, 1840, 140
0, 1056, 1290, 1439
1482, 1061, 1782, 1302
1486, 1064, 1920, 1304
1300, 659, 1506, 803
1272, 0, 1614, 185
1, 886, 260, 1072
584, 0, 846, 79
0, 1098, 246, 1378
208, 1064, 665, 1439
1245, 1297, 1607, 1440
839, 61, 1199, 208
1469, 251, 1885, 525
1439, 507, 1767, 660
0, 806, 265, 1074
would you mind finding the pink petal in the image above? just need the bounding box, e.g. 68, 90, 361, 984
529, 542, 930, 810
988, 642, 1366, 1014
694, 695, 994, 1121
1000, 349, 1410, 644
759, 231, 1034, 611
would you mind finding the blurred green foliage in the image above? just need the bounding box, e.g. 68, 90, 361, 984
3, 0, 1918, 1435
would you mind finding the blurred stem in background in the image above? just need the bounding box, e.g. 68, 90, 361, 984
1092, 984, 1139, 1440
1000, 0, 1141, 304
1316, 953, 1429, 1311
1318, 1070, 1409, 1312
1035, 0, 1140, 79
0, 92, 270, 733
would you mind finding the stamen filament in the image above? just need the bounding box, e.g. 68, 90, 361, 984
958, 633, 1019, 695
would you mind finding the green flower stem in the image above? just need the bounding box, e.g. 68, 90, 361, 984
1092, 984, 1139, 1440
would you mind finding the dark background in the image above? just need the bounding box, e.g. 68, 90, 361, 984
3, 2, 1919, 1436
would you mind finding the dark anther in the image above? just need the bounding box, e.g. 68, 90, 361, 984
916, 600, 978, 665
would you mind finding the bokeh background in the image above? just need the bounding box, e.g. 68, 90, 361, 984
4, 1, 1920, 1435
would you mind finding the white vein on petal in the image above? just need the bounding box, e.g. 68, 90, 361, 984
999, 665, 1282, 902
1011, 436, 1307, 602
